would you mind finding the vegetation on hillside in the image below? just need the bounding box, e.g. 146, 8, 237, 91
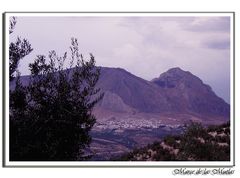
115, 122, 230, 161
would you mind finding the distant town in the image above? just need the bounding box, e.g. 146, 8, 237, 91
93, 117, 182, 131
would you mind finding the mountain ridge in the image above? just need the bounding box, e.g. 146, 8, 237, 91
10, 66, 230, 123
96, 66, 229, 119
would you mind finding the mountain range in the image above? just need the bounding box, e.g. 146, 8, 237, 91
95, 67, 230, 122
11, 67, 230, 125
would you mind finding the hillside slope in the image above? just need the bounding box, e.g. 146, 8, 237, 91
116, 122, 230, 161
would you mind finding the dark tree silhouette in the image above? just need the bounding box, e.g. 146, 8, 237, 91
10, 37, 104, 160
9, 16, 16, 34
9, 17, 33, 81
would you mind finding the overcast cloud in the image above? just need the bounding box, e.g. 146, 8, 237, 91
9, 16, 231, 103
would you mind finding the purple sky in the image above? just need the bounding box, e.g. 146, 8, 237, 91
10, 16, 231, 103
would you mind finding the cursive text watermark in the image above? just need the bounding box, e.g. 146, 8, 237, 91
172, 168, 235, 176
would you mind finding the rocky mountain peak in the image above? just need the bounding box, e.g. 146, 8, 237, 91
151, 67, 229, 117
166, 67, 186, 74
152, 67, 206, 90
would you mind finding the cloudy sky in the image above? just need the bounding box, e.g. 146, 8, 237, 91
10, 15, 231, 103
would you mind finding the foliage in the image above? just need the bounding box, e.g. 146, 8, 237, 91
116, 122, 230, 161
10, 38, 103, 161
9, 17, 33, 81
164, 135, 180, 148
9, 16, 16, 34
176, 122, 230, 161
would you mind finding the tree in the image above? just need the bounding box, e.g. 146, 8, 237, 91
9, 17, 33, 81
10, 36, 103, 160
9, 17, 33, 160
